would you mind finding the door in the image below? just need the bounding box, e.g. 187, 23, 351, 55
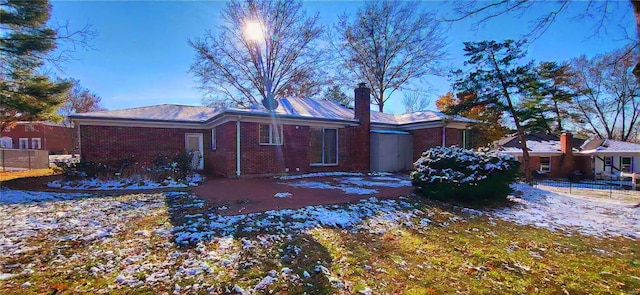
185, 133, 204, 170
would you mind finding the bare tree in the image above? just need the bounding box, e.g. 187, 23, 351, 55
58, 79, 106, 126
569, 45, 640, 142
402, 91, 430, 113
446, 0, 640, 82
332, 1, 447, 112
189, 0, 324, 108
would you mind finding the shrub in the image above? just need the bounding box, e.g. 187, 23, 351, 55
410, 146, 520, 203
53, 159, 108, 180
54, 151, 198, 182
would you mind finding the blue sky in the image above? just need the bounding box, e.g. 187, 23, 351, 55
48, 1, 636, 114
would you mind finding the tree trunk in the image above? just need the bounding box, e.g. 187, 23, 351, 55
631, 0, 640, 82
489, 51, 533, 181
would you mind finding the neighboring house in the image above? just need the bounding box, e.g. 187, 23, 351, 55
0, 122, 75, 154
496, 133, 640, 179
580, 138, 640, 178
70, 84, 474, 177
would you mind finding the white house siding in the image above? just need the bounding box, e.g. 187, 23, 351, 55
592, 155, 639, 176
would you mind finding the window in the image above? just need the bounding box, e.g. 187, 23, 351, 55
31, 138, 41, 149
19, 138, 29, 149
25, 124, 35, 132
310, 128, 338, 165
259, 124, 283, 145
461, 129, 472, 149
621, 157, 633, 173
539, 157, 551, 172
211, 128, 216, 150
604, 156, 613, 168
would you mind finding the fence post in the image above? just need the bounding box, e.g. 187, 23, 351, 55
569, 181, 572, 194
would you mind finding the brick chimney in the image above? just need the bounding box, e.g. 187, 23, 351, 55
560, 132, 573, 155
559, 132, 576, 178
354, 82, 371, 124
353, 82, 371, 171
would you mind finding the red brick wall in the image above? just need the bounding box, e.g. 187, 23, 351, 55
518, 155, 563, 178
232, 122, 368, 176
79, 125, 211, 166
1, 123, 74, 154
206, 122, 237, 176
412, 128, 440, 160
445, 128, 462, 147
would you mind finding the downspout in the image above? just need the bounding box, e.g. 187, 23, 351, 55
236, 116, 241, 177
76, 123, 81, 156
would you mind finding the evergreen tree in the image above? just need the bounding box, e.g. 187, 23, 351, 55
450, 40, 536, 181
1, 0, 72, 129
323, 85, 352, 107
517, 62, 575, 134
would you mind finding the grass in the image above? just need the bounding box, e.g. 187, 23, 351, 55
0, 168, 57, 182
1, 193, 638, 294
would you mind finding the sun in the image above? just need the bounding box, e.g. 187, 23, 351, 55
244, 21, 264, 42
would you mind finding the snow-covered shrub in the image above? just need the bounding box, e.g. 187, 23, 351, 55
410, 146, 520, 203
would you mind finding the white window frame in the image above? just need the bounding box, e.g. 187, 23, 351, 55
31, 138, 42, 150
259, 124, 283, 145
211, 128, 216, 150
621, 157, 633, 173
539, 157, 551, 173
19, 138, 29, 149
311, 128, 339, 166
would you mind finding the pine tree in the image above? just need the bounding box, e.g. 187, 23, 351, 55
1, 0, 72, 129
323, 85, 352, 107
451, 40, 535, 181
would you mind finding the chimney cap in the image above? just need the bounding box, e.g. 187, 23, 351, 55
357, 82, 367, 88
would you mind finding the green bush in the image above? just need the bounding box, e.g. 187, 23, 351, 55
409, 146, 520, 203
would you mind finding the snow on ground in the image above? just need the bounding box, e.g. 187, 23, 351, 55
274, 192, 292, 198
283, 174, 410, 195
340, 177, 412, 188
286, 181, 379, 195
277, 172, 364, 180
47, 174, 203, 190
0, 188, 90, 204
1, 177, 639, 292
486, 183, 640, 239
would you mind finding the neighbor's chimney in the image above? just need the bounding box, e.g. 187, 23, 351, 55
560, 132, 573, 155
354, 82, 371, 124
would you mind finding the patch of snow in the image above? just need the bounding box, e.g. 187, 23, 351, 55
340, 177, 412, 188
274, 192, 292, 198
46, 173, 204, 190
487, 183, 640, 239
0, 188, 90, 204
286, 181, 378, 195
276, 172, 363, 180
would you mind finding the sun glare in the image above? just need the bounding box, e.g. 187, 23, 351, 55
245, 21, 264, 41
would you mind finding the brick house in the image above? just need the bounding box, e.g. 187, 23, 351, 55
70, 84, 474, 177
496, 133, 640, 179
0, 122, 75, 154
